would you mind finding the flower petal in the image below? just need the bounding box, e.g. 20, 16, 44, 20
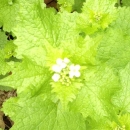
74, 71, 81, 77
75, 65, 80, 70
69, 71, 74, 78
60, 62, 67, 69
52, 73, 60, 82
52, 64, 62, 73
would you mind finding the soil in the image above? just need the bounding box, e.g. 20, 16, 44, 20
45, 0, 58, 9
0, 90, 16, 130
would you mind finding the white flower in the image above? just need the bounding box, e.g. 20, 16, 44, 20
69, 64, 81, 78
60, 62, 67, 69
57, 58, 67, 69
52, 64, 62, 73
52, 58, 67, 73
52, 73, 61, 82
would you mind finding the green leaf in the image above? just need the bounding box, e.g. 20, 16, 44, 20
85, 117, 111, 130
58, 35, 101, 65
112, 7, 130, 35
97, 8, 130, 69
0, 51, 11, 75
82, 0, 116, 13
2, 95, 86, 130
4, 40, 17, 59
0, 30, 7, 49
51, 81, 83, 111
0, 0, 19, 31
85, 114, 130, 130
70, 65, 120, 121
109, 114, 130, 129
72, 0, 85, 12
12, 0, 78, 66
0, 57, 48, 94
0, 30, 11, 75
0, 85, 13, 91
122, 0, 130, 6
112, 62, 130, 113
97, 30, 130, 69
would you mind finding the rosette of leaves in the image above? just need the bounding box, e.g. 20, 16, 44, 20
76, 0, 117, 35
0, 0, 124, 130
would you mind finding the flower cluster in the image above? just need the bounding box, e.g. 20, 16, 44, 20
89, 11, 103, 25
94, 12, 102, 21
51, 58, 81, 86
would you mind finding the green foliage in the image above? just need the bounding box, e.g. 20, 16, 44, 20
0, 0, 19, 31
97, 7, 130, 69
0, 31, 11, 75
0, 30, 7, 49
73, 0, 85, 12
0, 0, 130, 129
3, 96, 86, 130
70, 66, 120, 119
112, 62, 130, 113
57, 0, 85, 12
122, 0, 130, 6
76, 0, 117, 35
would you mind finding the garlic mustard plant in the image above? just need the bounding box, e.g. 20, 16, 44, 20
51, 58, 81, 86
1, 0, 130, 130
